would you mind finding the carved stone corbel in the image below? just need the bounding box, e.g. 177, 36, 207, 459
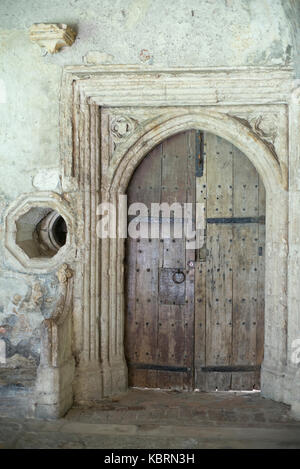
35, 264, 74, 418
29, 24, 76, 54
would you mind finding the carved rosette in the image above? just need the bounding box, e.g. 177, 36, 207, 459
110, 115, 138, 152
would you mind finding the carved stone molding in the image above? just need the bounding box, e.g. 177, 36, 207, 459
29, 24, 76, 54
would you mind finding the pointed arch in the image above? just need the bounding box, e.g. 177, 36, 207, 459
108, 110, 285, 195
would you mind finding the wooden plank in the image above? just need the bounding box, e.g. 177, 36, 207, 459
157, 131, 195, 389
194, 261, 206, 389
256, 178, 266, 388
206, 134, 233, 219
161, 132, 189, 206
231, 146, 259, 390
161, 131, 186, 268
124, 235, 137, 378
205, 133, 233, 390
135, 236, 160, 388
205, 224, 233, 372
157, 304, 185, 390
184, 131, 196, 390
126, 143, 162, 388
194, 131, 207, 390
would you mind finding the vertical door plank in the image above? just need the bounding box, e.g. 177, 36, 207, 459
157, 131, 195, 389
205, 133, 233, 390
194, 132, 207, 390
256, 179, 266, 388
231, 147, 259, 390
194, 261, 206, 389
184, 131, 196, 389
125, 236, 138, 386
126, 144, 162, 387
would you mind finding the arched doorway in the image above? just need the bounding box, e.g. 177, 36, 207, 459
125, 130, 265, 391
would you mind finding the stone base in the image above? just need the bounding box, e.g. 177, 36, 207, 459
261, 363, 300, 420
109, 358, 128, 397
101, 358, 128, 398
74, 358, 128, 404
261, 363, 287, 403
34, 359, 75, 419
73, 361, 103, 404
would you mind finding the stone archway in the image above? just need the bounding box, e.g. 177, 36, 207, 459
104, 110, 287, 403
28, 66, 300, 418
108, 111, 284, 193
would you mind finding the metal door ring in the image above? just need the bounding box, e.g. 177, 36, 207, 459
172, 271, 185, 284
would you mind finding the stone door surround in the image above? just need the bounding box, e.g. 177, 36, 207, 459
5, 65, 300, 418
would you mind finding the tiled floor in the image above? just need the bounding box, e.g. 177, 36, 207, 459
1, 388, 300, 448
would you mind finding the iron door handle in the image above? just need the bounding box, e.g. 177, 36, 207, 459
172, 270, 186, 284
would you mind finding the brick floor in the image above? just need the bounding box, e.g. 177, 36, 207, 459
1, 388, 300, 448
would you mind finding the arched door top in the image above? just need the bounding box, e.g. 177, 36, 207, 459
108, 110, 285, 196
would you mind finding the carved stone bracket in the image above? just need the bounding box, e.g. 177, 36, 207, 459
29, 24, 76, 54
35, 264, 74, 418
51, 263, 73, 326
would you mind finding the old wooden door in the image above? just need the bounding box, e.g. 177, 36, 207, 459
125, 131, 265, 391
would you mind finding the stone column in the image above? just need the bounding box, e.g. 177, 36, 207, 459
261, 187, 289, 403
72, 103, 103, 403
286, 87, 300, 418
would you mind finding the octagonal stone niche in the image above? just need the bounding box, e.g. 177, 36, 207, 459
4, 192, 74, 272
16, 208, 67, 258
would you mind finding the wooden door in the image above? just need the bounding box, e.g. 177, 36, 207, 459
195, 132, 265, 390
125, 131, 265, 391
125, 131, 196, 390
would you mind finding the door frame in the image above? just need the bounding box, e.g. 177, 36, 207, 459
105, 110, 286, 395
29, 66, 300, 417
